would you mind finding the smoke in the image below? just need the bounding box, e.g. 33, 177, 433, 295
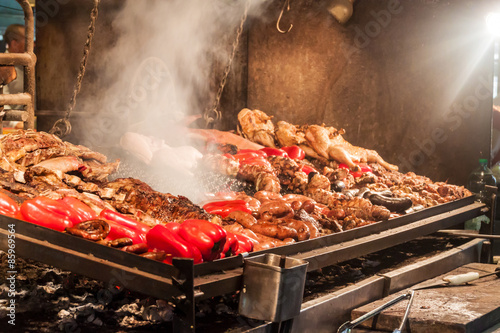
78, 0, 269, 202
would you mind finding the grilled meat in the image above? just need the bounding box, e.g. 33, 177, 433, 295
99, 178, 215, 224
275, 120, 306, 147
237, 108, 276, 148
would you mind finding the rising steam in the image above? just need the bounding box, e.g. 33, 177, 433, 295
79, 0, 269, 202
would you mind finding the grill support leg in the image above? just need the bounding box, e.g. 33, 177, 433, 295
172, 258, 196, 333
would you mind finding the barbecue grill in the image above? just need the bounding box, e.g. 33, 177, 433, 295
0, 193, 494, 332
1, 0, 500, 332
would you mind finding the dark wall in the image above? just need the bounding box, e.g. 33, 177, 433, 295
246, 0, 495, 185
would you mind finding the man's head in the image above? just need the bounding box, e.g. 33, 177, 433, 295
3, 24, 25, 53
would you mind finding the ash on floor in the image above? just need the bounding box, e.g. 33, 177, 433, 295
0, 236, 469, 332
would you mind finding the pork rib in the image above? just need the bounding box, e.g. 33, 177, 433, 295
99, 178, 215, 224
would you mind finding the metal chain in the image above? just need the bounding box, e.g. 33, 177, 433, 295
49, 0, 100, 137
204, 0, 250, 128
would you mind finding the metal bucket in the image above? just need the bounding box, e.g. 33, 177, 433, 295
239, 253, 309, 322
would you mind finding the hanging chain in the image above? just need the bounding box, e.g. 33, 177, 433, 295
204, 0, 250, 128
49, 0, 100, 137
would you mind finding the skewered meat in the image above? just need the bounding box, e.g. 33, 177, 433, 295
237, 108, 276, 147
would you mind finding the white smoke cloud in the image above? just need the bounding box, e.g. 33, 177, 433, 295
79, 0, 270, 202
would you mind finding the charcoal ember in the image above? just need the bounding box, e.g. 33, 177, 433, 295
142, 302, 174, 322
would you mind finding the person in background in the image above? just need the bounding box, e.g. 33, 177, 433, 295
0, 66, 16, 87
3, 24, 25, 111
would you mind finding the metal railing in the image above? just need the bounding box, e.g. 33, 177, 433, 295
0, 0, 36, 130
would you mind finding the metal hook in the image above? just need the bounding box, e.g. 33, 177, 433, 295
277, 0, 293, 33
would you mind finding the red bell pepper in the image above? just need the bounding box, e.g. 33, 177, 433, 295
300, 165, 317, 175
203, 199, 247, 207
239, 156, 272, 169
99, 209, 151, 235
62, 197, 98, 222
259, 147, 289, 158
104, 219, 147, 244
20, 200, 73, 231
146, 224, 203, 264
233, 233, 256, 254
220, 232, 239, 258
178, 219, 227, 262
203, 200, 252, 218
233, 151, 262, 161
338, 163, 372, 178
237, 149, 268, 157
0, 191, 20, 218
281, 146, 305, 160
32, 196, 81, 225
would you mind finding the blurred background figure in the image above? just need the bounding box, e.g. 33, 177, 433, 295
3, 24, 25, 111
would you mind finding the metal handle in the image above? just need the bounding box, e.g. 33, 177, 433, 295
337, 292, 413, 333
393, 290, 414, 333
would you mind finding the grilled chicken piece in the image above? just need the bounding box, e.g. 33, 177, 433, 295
275, 121, 306, 147
304, 125, 398, 171
304, 125, 332, 159
237, 108, 276, 147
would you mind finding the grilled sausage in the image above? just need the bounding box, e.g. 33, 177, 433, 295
294, 209, 321, 239
301, 200, 316, 214
109, 237, 133, 248
122, 243, 149, 254
254, 190, 283, 203
227, 210, 257, 228
65, 219, 110, 241
283, 219, 310, 241
258, 201, 294, 221
253, 234, 296, 251
140, 251, 167, 261
368, 193, 413, 212
250, 222, 298, 240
